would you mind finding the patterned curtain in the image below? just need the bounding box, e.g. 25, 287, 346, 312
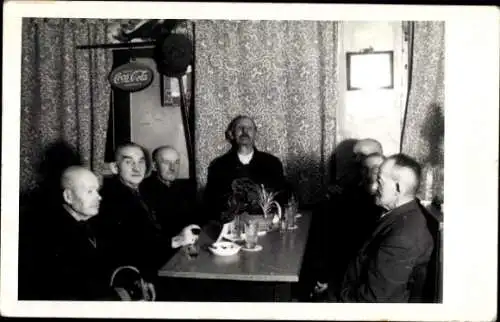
20, 18, 115, 198
194, 20, 339, 205
401, 21, 445, 204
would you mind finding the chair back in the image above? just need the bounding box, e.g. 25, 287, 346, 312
410, 201, 443, 302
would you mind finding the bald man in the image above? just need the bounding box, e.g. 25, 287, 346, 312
28, 166, 124, 300
324, 154, 434, 302
140, 145, 201, 258
360, 152, 386, 196
311, 152, 386, 299
353, 138, 383, 160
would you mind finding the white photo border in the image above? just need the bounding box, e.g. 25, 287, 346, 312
1, 2, 498, 321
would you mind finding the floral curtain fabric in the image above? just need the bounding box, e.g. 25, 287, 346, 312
20, 18, 114, 197
194, 20, 339, 205
20, 18, 194, 199
401, 21, 445, 203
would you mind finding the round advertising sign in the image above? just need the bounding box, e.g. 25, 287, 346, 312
109, 62, 154, 92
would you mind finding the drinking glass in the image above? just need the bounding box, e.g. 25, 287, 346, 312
285, 205, 297, 230
280, 214, 288, 233
244, 219, 259, 249
233, 215, 243, 239
184, 243, 199, 259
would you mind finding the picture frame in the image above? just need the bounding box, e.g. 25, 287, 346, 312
346, 50, 394, 90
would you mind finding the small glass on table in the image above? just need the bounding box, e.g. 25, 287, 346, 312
183, 242, 199, 259
285, 197, 298, 230
243, 218, 260, 250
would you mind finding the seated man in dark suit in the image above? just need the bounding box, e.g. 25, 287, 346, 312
29, 166, 154, 300
93, 142, 168, 279
313, 138, 384, 249
311, 152, 386, 297
141, 145, 201, 259
204, 115, 288, 222
320, 154, 434, 302
360, 152, 386, 196
331, 138, 384, 196
343, 152, 387, 254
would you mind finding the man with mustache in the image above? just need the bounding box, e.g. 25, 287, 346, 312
204, 115, 287, 222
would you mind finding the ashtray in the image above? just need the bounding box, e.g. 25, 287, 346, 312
208, 241, 241, 256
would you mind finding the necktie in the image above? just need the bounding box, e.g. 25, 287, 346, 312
79, 220, 97, 248
133, 189, 162, 232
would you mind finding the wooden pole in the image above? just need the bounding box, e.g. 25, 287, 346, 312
177, 75, 195, 180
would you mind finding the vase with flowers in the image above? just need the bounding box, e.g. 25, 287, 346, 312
223, 178, 282, 235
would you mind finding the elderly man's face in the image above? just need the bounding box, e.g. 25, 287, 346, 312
232, 117, 256, 147
115, 146, 147, 188
362, 156, 384, 195
353, 140, 382, 162
155, 148, 180, 183
375, 159, 399, 210
67, 171, 102, 217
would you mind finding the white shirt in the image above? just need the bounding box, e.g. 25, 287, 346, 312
237, 150, 254, 165
379, 211, 391, 220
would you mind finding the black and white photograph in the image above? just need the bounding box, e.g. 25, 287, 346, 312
1, 2, 498, 321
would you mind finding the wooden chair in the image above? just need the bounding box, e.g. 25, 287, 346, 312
410, 200, 443, 302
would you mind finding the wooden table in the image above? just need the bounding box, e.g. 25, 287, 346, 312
157, 212, 312, 301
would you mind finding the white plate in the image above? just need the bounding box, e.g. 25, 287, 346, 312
209, 241, 241, 256
241, 244, 263, 252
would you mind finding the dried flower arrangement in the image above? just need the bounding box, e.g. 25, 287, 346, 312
223, 178, 282, 230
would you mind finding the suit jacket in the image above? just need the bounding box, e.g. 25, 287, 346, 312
30, 206, 120, 301
334, 199, 434, 302
140, 174, 199, 259
92, 176, 167, 278
204, 147, 287, 221
314, 185, 384, 286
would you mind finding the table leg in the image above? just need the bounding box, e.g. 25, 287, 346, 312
273, 283, 293, 302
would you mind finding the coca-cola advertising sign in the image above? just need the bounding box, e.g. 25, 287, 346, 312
109, 62, 154, 92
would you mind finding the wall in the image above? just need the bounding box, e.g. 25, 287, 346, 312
129, 57, 190, 178
337, 21, 407, 157
106, 22, 407, 180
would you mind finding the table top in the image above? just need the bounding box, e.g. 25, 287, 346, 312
158, 211, 312, 282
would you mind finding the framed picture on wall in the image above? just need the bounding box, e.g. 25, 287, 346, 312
160, 65, 192, 107
346, 50, 394, 90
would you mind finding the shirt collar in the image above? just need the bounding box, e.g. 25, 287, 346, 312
378, 199, 418, 220
63, 204, 88, 222
237, 150, 254, 165
155, 173, 174, 187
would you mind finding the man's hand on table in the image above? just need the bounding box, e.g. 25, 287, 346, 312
308, 281, 329, 302
171, 224, 201, 248
313, 281, 329, 294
